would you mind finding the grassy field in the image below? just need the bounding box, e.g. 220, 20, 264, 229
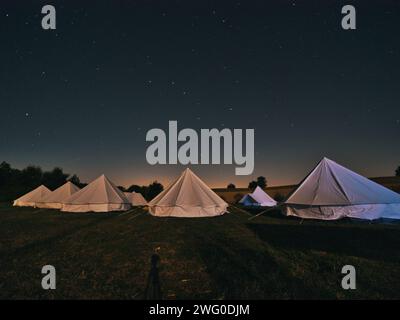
0, 203, 399, 300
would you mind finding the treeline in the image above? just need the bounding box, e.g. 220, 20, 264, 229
0, 161, 86, 202
117, 182, 164, 201
0, 161, 164, 203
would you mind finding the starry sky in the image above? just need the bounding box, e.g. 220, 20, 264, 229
0, 0, 399, 188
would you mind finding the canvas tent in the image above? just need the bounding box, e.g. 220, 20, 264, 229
149, 168, 228, 218
124, 192, 148, 206
285, 157, 400, 220
13, 185, 51, 208
61, 175, 131, 213
36, 181, 80, 209
239, 186, 277, 207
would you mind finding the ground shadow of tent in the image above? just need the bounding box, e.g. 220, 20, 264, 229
246, 223, 400, 263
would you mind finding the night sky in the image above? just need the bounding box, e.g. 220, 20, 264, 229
1, 1, 399, 188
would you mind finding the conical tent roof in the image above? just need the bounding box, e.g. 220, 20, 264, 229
149, 168, 228, 217
249, 186, 277, 206
124, 192, 148, 206
13, 185, 51, 207
37, 182, 80, 209
286, 158, 400, 206
61, 175, 131, 213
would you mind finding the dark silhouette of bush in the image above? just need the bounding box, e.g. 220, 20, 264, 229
248, 176, 267, 191
42, 167, 69, 190
127, 181, 164, 201
68, 174, 87, 189
145, 181, 164, 201
248, 181, 257, 190
274, 193, 285, 203
117, 186, 127, 192
0, 161, 84, 202
227, 183, 236, 189
234, 193, 244, 204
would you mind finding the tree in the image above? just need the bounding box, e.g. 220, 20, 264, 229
127, 184, 144, 194
20, 165, 43, 190
274, 193, 285, 203
117, 186, 127, 192
42, 167, 69, 190
248, 181, 257, 190
248, 176, 267, 190
227, 183, 236, 189
396, 166, 400, 177
0, 161, 12, 187
234, 193, 244, 204
68, 174, 87, 188
0, 162, 22, 201
256, 176, 267, 189
145, 181, 164, 201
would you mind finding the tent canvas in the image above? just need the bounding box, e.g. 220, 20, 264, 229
285, 157, 400, 220
239, 186, 277, 207
124, 192, 148, 206
36, 182, 80, 209
61, 175, 131, 213
13, 185, 51, 208
149, 168, 228, 218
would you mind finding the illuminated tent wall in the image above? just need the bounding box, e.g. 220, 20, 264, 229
239, 186, 277, 207
36, 181, 80, 209
13, 185, 51, 208
285, 157, 400, 220
149, 168, 228, 218
61, 175, 131, 213
124, 192, 148, 206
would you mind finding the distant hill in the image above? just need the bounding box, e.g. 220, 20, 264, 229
214, 176, 400, 204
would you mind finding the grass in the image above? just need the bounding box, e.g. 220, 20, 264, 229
0, 203, 399, 300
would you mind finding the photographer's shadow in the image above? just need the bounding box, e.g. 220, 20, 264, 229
144, 254, 162, 300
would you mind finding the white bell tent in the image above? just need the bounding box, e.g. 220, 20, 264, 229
124, 192, 148, 206
148, 168, 228, 218
239, 186, 277, 207
13, 185, 51, 208
61, 175, 131, 213
285, 157, 400, 220
37, 181, 80, 209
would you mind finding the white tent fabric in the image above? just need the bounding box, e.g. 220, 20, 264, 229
285, 157, 400, 220
124, 192, 148, 206
13, 185, 51, 208
149, 168, 228, 218
61, 175, 131, 213
36, 182, 80, 209
239, 186, 277, 207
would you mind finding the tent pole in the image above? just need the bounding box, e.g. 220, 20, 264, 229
248, 204, 284, 221
229, 204, 253, 217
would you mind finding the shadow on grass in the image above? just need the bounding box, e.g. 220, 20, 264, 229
246, 222, 400, 263
1, 213, 117, 258
145, 254, 162, 300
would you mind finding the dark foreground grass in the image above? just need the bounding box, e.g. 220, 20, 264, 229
0, 203, 399, 299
